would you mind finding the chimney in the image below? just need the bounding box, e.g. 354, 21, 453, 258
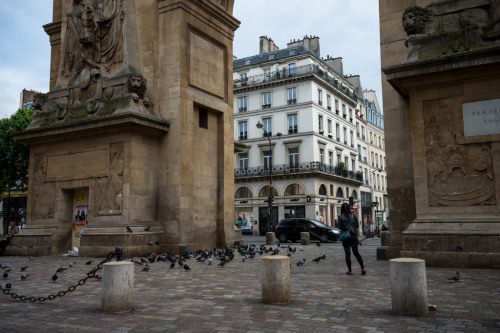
286, 36, 320, 56
259, 36, 279, 54
324, 57, 343, 76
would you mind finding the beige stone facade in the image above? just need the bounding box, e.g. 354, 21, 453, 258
380, 0, 500, 267
14, 0, 241, 256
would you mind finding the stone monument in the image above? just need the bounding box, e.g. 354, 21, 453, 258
14, 0, 241, 256
380, 0, 500, 268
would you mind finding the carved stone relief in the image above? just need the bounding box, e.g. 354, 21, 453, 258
31, 154, 56, 219
402, 1, 500, 62
424, 100, 495, 206
95, 143, 124, 215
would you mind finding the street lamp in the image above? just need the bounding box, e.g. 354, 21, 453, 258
256, 121, 281, 232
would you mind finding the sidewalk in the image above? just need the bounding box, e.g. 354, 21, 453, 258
0, 242, 498, 332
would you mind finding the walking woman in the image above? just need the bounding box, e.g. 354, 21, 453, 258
338, 203, 366, 275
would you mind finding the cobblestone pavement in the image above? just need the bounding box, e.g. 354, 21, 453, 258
0, 242, 498, 333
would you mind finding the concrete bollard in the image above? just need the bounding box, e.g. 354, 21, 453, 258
389, 258, 428, 316
300, 232, 310, 245
381, 231, 389, 246
101, 261, 134, 313
262, 255, 290, 304
266, 232, 275, 246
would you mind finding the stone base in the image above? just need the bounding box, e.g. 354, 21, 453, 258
377, 246, 388, 260
400, 250, 500, 268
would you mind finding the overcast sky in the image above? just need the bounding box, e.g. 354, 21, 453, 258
0, 0, 382, 119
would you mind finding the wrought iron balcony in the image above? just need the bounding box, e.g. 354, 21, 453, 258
235, 161, 364, 182
234, 64, 358, 103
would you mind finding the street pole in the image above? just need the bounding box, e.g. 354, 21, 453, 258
256, 121, 274, 233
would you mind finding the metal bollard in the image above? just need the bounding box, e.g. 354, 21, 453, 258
101, 261, 134, 313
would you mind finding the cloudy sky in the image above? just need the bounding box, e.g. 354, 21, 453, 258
0, 0, 382, 119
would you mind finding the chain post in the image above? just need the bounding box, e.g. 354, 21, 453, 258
0, 248, 122, 303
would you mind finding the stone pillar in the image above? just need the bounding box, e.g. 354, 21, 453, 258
101, 262, 134, 313
389, 258, 428, 316
262, 255, 290, 304
300, 232, 310, 245
266, 232, 275, 246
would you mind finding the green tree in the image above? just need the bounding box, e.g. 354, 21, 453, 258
0, 108, 33, 193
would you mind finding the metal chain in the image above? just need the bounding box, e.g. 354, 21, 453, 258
0, 250, 119, 303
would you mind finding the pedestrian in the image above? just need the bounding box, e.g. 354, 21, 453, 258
318, 215, 324, 223
338, 203, 366, 275
236, 215, 242, 229
0, 221, 19, 256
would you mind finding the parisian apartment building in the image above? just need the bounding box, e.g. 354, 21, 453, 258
233, 36, 386, 236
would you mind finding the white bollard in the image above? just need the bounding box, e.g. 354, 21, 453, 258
389, 258, 428, 316
101, 261, 134, 313
262, 255, 290, 304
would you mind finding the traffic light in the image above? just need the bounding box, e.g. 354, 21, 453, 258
306, 196, 311, 202
268, 195, 274, 207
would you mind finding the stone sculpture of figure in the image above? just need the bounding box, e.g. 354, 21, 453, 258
127, 73, 150, 107
402, 6, 433, 36
62, 0, 123, 99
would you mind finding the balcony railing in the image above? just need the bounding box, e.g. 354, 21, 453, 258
235, 161, 364, 182
239, 135, 247, 140
234, 64, 358, 103
239, 107, 247, 113
288, 127, 298, 134
287, 99, 297, 105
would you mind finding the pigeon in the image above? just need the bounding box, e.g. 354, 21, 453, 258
144, 226, 151, 231
183, 264, 191, 271
312, 256, 323, 263
20, 274, 30, 280
297, 259, 306, 266
316, 242, 322, 247
20, 266, 29, 271
29, 256, 34, 261
85, 261, 93, 265
95, 274, 103, 280
4, 268, 11, 273
142, 264, 150, 272
52, 273, 58, 282
5, 283, 11, 289
56, 267, 68, 273
2, 272, 8, 278
170, 262, 175, 269
147, 241, 154, 246
208, 257, 213, 265
155, 241, 160, 245
126, 226, 133, 232
448, 272, 460, 282
217, 261, 226, 267
69, 262, 74, 268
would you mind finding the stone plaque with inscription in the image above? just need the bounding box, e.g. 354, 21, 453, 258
462, 98, 500, 137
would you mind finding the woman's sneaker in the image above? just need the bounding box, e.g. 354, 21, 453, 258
362, 268, 366, 275
346, 271, 352, 275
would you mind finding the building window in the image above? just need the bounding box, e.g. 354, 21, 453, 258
238, 96, 247, 112
327, 95, 331, 110
289, 148, 299, 169
364, 168, 369, 185
199, 107, 208, 129
336, 187, 343, 198
371, 152, 374, 166
330, 184, 334, 196
361, 125, 365, 140
240, 73, 247, 81
350, 131, 354, 147
375, 153, 379, 168
344, 156, 348, 168
343, 127, 347, 144
318, 89, 323, 105
342, 104, 346, 117
285, 183, 305, 195
235, 186, 253, 198
263, 151, 272, 171
263, 118, 272, 137
328, 119, 332, 134
319, 148, 324, 163
262, 92, 271, 109
351, 159, 355, 172
336, 123, 340, 141
337, 153, 341, 164
288, 114, 298, 134
319, 184, 327, 196
363, 147, 367, 162
289, 63, 296, 76
238, 121, 247, 140
264, 68, 271, 82
335, 99, 339, 112
287, 87, 297, 104
239, 153, 248, 170
349, 108, 353, 121
259, 185, 278, 197
356, 123, 360, 137
318, 115, 324, 132
357, 144, 361, 159
329, 151, 333, 165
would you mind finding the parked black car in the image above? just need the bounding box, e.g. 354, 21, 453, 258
274, 218, 340, 243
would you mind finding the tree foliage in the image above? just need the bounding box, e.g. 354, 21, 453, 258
0, 108, 33, 193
